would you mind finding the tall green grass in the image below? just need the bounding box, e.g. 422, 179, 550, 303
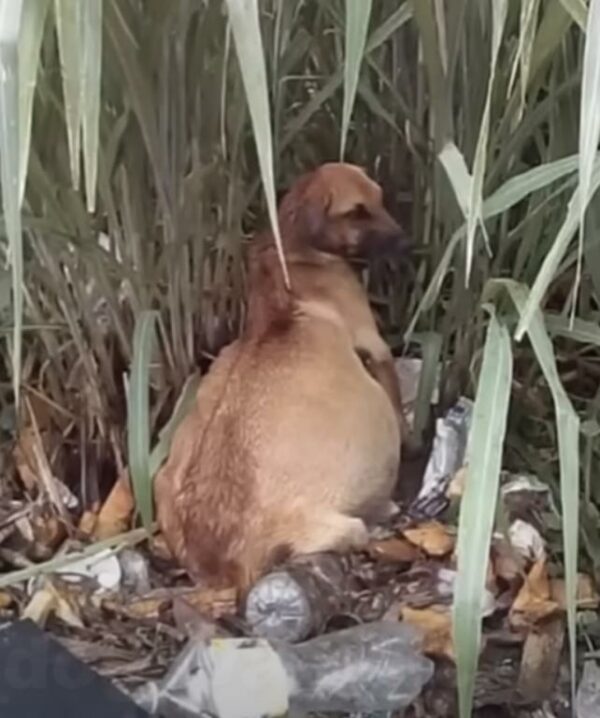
2, 1, 599, 714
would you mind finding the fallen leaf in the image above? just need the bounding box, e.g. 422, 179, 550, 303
510, 559, 559, 629
367, 537, 420, 563
182, 586, 237, 619
93, 472, 135, 540
22, 579, 83, 628
78, 510, 98, 536
401, 606, 454, 659
517, 614, 565, 702
13, 426, 39, 493
104, 596, 169, 620
403, 521, 455, 557
509, 519, 546, 562
492, 537, 525, 583
447, 466, 467, 499
0, 591, 13, 609
550, 574, 599, 611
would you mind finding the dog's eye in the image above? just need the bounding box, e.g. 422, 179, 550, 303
347, 203, 371, 221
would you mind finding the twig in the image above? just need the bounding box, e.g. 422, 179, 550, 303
0, 526, 154, 589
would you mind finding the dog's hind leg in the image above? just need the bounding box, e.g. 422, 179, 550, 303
286, 512, 369, 557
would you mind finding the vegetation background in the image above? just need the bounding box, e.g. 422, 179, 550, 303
1, 0, 599, 715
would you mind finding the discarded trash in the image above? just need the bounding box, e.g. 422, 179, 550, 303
119, 547, 151, 594
53, 548, 122, 591
134, 621, 434, 718
576, 660, 600, 718
244, 553, 349, 642
408, 397, 473, 520
508, 519, 546, 562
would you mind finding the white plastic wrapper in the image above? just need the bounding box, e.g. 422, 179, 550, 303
408, 397, 473, 519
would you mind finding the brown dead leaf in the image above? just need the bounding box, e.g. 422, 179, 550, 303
182, 586, 237, 619
447, 466, 467, 499
401, 606, 454, 660
22, 579, 83, 628
93, 472, 134, 540
78, 510, 98, 536
105, 596, 169, 620
13, 426, 39, 493
0, 591, 14, 609
403, 521, 455, 557
517, 614, 565, 702
510, 559, 559, 629
492, 538, 525, 583
367, 537, 420, 563
550, 574, 599, 611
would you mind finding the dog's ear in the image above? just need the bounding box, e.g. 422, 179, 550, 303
278, 170, 331, 246
300, 190, 331, 239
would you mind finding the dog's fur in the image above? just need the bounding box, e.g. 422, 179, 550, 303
154, 163, 408, 589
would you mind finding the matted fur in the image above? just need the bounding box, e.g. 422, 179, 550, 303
154, 163, 407, 589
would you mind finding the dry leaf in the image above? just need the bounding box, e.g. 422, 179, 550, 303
403, 521, 455, 557
492, 538, 525, 583
13, 426, 39, 493
510, 559, 559, 629
94, 472, 135, 539
550, 574, 599, 611
517, 615, 565, 702
401, 606, 454, 659
78, 510, 98, 536
0, 591, 14, 609
447, 466, 467, 499
22, 580, 83, 628
368, 537, 420, 563
182, 586, 237, 619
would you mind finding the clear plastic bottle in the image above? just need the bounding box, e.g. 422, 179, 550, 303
244, 552, 350, 642
133, 621, 434, 718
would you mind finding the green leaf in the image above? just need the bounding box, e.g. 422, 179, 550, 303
453, 308, 513, 718
18, 0, 50, 203
81, 0, 102, 213
492, 279, 580, 707
54, 0, 83, 190
515, 159, 600, 340
0, 0, 24, 408
465, 0, 508, 281
340, 0, 372, 159
576, 0, 600, 312
225, 0, 289, 287
557, 0, 588, 31
127, 310, 158, 533
439, 141, 473, 219
149, 371, 201, 478
545, 313, 600, 346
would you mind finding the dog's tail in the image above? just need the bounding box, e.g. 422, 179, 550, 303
244, 236, 294, 339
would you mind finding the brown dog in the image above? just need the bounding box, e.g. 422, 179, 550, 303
154, 164, 408, 589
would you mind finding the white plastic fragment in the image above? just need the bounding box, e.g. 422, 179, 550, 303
508, 519, 546, 562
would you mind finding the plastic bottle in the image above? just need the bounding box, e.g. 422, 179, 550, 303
133, 621, 434, 718
244, 552, 350, 642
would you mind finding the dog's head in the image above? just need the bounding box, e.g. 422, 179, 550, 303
278, 163, 409, 258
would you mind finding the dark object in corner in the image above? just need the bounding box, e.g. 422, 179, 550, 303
0, 619, 149, 718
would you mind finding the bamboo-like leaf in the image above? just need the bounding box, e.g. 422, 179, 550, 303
81, 0, 102, 213
454, 309, 513, 718
0, 0, 24, 408
465, 0, 508, 282
576, 0, 600, 314
54, 0, 83, 190
507, 0, 541, 117
515, 159, 600, 340
493, 279, 579, 706
149, 371, 201, 478
224, 0, 289, 287
127, 310, 158, 533
18, 0, 49, 203
558, 0, 588, 30
407, 154, 583, 340
340, 0, 372, 159
439, 141, 473, 219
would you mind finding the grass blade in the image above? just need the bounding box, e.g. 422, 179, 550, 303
439, 141, 473, 219
127, 310, 158, 533
54, 0, 83, 190
465, 0, 508, 282
0, 0, 24, 408
494, 279, 580, 706
515, 159, 600, 340
225, 0, 289, 287
18, 0, 49, 203
81, 0, 102, 213
558, 0, 588, 30
149, 371, 201, 478
340, 0, 372, 159
453, 308, 513, 718
576, 0, 600, 313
